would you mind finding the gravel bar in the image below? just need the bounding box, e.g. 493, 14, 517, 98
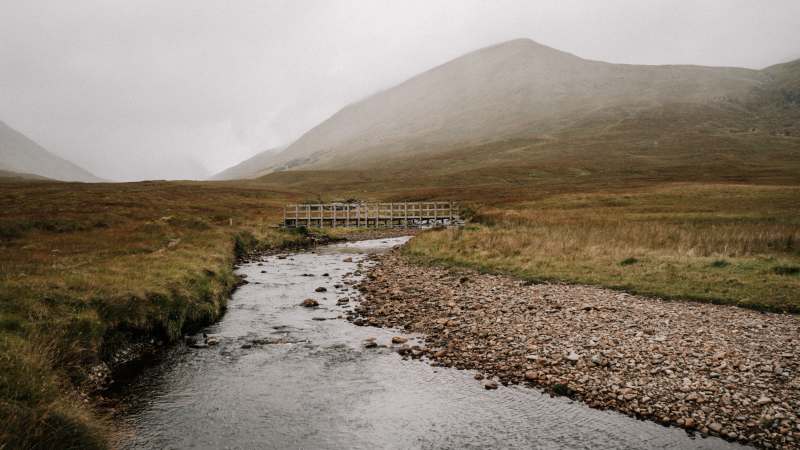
351, 245, 800, 449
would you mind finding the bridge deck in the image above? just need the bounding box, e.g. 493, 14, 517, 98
281, 202, 461, 228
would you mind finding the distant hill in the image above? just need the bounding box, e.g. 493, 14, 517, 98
0, 120, 106, 182
0, 169, 55, 181
216, 38, 788, 179
207, 147, 283, 180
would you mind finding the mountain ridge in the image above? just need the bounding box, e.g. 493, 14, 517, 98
211, 38, 796, 180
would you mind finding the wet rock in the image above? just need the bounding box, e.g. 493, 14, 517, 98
485, 381, 499, 390
365, 342, 377, 348
347, 241, 800, 450
474, 373, 484, 380
206, 338, 220, 345
241, 344, 252, 349
315, 287, 327, 292
299, 299, 319, 307
392, 336, 408, 344
353, 318, 364, 326
343, 257, 353, 262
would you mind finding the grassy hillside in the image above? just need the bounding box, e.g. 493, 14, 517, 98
235, 38, 774, 177
207, 147, 282, 181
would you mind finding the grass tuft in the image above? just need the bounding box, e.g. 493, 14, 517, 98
552, 384, 570, 395
619, 257, 639, 266
771, 265, 800, 275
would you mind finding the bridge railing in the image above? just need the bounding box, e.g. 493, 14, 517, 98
281, 201, 461, 228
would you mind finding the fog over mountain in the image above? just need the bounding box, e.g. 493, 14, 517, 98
0, 121, 105, 182
206, 147, 283, 181
1, 1, 799, 181
211, 38, 788, 179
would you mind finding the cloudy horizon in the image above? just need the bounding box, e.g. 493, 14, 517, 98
1, 0, 799, 181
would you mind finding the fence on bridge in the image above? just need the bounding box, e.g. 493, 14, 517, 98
281, 202, 462, 228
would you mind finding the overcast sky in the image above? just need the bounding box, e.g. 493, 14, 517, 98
1, 1, 799, 181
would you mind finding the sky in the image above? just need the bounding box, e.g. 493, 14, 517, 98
1, 1, 799, 182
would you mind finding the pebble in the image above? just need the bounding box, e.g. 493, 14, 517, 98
350, 244, 800, 450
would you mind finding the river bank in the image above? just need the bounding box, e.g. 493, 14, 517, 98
108, 236, 741, 449
354, 246, 800, 449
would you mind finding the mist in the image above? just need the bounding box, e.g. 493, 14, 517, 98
1, 0, 798, 181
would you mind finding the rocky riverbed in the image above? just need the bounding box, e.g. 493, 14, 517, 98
352, 245, 800, 449
234, 227, 423, 265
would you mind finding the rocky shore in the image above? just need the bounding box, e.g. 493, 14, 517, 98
352, 245, 800, 449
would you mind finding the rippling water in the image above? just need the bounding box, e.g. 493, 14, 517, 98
112, 237, 743, 449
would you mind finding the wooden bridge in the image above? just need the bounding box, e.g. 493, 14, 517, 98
281, 202, 462, 228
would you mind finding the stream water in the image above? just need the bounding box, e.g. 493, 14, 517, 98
111, 237, 744, 449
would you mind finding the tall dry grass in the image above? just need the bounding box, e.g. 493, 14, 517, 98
405, 185, 800, 312
474, 208, 799, 259
0, 180, 326, 449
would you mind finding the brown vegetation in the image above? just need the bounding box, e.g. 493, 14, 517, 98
405, 184, 800, 311
0, 180, 328, 449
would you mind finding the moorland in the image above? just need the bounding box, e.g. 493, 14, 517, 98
2, 38, 799, 449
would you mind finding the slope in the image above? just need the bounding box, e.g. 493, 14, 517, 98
240, 38, 765, 177
0, 120, 106, 182
207, 147, 282, 180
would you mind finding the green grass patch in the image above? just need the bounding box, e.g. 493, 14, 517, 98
552, 384, 570, 395
772, 265, 800, 275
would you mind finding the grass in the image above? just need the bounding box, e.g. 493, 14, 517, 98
403, 184, 800, 312
0, 180, 348, 449
1, 133, 799, 448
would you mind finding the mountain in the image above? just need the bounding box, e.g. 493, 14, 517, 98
215, 38, 786, 179
0, 120, 106, 182
207, 147, 283, 180
0, 169, 55, 181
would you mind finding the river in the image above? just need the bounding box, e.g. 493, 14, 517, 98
110, 237, 743, 449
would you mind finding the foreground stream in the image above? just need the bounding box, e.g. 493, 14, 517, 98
111, 237, 743, 449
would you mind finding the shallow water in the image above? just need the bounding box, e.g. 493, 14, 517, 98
112, 237, 744, 449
